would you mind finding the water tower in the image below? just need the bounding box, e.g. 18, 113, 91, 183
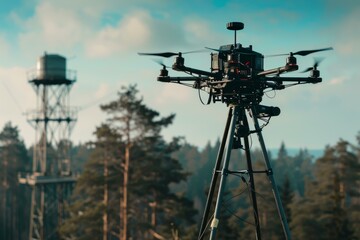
19, 53, 77, 240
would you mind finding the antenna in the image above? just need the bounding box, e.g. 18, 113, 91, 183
226, 22, 244, 46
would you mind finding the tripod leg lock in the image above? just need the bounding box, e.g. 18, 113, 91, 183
211, 218, 219, 228
267, 168, 273, 176
223, 169, 229, 176
249, 130, 260, 134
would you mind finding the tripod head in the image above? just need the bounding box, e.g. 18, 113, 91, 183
138, 21, 333, 109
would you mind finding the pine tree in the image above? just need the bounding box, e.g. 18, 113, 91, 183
100, 84, 180, 239
274, 142, 291, 189
60, 85, 197, 239
0, 122, 31, 240
350, 132, 360, 239
280, 175, 294, 225
290, 183, 325, 240
70, 143, 93, 174
293, 148, 314, 196
290, 141, 359, 240
59, 124, 123, 240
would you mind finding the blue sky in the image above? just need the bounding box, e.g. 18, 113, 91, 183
0, 0, 359, 150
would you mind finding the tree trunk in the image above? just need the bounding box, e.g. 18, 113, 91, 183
103, 156, 108, 240
122, 144, 130, 240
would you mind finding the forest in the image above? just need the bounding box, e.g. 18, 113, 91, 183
0, 85, 359, 240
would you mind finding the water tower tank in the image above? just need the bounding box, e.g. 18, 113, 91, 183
37, 53, 66, 80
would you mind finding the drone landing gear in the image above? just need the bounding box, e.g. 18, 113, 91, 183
198, 105, 291, 240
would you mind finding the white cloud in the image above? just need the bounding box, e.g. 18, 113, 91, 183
328, 77, 346, 85
184, 18, 212, 43
0, 67, 33, 111
85, 10, 151, 57
333, 7, 360, 57
16, 1, 98, 55
154, 84, 193, 105
0, 35, 10, 55
86, 10, 190, 57
183, 17, 227, 47
95, 83, 110, 99
0, 67, 35, 145
14, 0, 189, 58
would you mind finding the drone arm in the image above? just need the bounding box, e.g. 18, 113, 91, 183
258, 64, 298, 76
157, 76, 210, 82
264, 76, 322, 84
172, 63, 217, 78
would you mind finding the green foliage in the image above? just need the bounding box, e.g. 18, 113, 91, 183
70, 143, 93, 174
0, 122, 31, 240
60, 85, 197, 240
274, 142, 314, 197
59, 124, 123, 240
280, 175, 294, 224
290, 140, 360, 240
2, 90, 360, 240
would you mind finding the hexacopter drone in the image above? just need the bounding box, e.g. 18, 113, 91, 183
139, 22, 332, 240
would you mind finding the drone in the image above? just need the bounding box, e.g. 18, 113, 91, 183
139, 22, 333, 114
139, 22, 333, 240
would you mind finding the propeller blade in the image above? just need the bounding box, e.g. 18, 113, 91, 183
205, 47, 222, 52
265, 53, 289, 57
313, 57, 324, 68
138, 49, 207, 58
293, 47, 333, 56
301, 67, 313, 73
183, 49, 208, 54
301, 57, 324, 73
266, 47, 333, 57
138, 52, 179, 58
152, 59, 170, 68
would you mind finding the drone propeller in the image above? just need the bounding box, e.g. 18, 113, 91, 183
301, 57, 324, 73
151, 59, 170, 77
139, 52, 180, 58
152, 59, 170, 69
266, 47, 333, 57
138, 49, 206, 58
205, 47, 223, 52
205, 46, 254, 56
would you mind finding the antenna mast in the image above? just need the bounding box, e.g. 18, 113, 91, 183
226, 21, 244, 46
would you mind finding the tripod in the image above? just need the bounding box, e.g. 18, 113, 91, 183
198, 104, 291, 240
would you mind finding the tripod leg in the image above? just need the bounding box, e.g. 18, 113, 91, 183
242, 111, 262, 240
250, 106, 292, 240
198, 108, 233, 240
209, 106, 239, 240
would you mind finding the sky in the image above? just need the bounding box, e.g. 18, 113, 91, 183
0, 0, 359, 150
